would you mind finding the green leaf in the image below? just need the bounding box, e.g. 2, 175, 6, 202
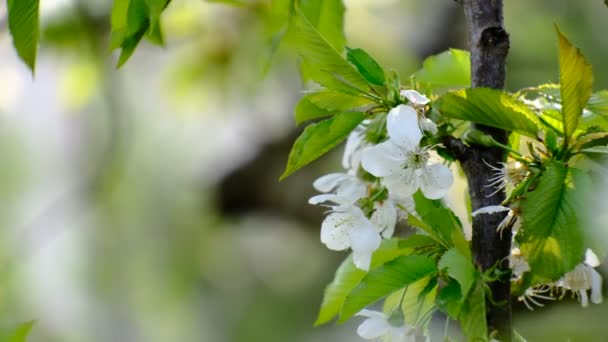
435, 88, 542, 138
556, 27, 593, 141
436, 280, 463, 319
7, 0, 40, 73
438, 248, 477, 297
288, 9, 370, 93
0, 321, 35, 342
315, 240, 406, 326
458, 279, 487, 340
299, 0, 346, 52
413, 49, 470, 93
295, 90, 374, 124
413, 192, 471, 260
340, 255, 437, 321
280, 111, 366, 180
397, 234, 438, 250
519, 161, 589, 280
346, 48, 386, 86
401, 276, 437, 328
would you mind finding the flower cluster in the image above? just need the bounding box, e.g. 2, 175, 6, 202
309, 90, 453, 272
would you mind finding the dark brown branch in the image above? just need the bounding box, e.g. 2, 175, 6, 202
461, 0, 512, 340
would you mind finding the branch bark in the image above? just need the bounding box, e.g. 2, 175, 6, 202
460, 0, 512, 340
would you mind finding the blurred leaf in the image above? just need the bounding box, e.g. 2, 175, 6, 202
346, 48, 386, 86
7, 0, 40, 73
413, 49, 470, 92
438, 248, 477, 297
556, 27, 593, 140
295, 90, 373, 124
340, 255, 437, 321
436, 88, 542, 138
288, 9, 370, 94
401, 276, 437, 328
299, 0, 345, 51
315, 240, 406, 326
412, 192, 470, 260
436, 280, 463, 319
0, 321, 35, 342
280, 112, 366, 180
458, 279, 487, 340
519, 160, 589, 280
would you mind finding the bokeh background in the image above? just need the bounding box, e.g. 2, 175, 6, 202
0, 0, 607, 341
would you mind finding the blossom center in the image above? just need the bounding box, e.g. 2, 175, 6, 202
402, 147, 430, 170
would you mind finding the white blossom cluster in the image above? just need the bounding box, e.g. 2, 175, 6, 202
309, 90, 453, 341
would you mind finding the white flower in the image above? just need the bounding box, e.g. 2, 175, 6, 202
313, 172, 367, 203
517, 285, 555, 311
356, 309, 416, 342
471, 205, 511, 217
400, 90, 437, 134
343, 123, 367, 171
484, 160, 528, 196
309, 195, 381, 271
555, 249, 603, 307
509, 247, 530, 279
361, 105, 453, 200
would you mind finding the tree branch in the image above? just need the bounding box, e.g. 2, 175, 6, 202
461, 0, 512, 340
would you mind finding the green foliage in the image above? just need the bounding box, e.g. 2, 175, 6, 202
111, 0, 171, 67
458, 279, 487, 341
280, 112, 366, 180
0, 321, 35, 342
314, 240, 406, 325
287, 9, 370, 94
436, 279, 463, 319
298, 0, 346, 52
412, 192, 470, 260
518, 161, 590, 280
556, 27, 593, 143
340, 255, 437, 321
7, 0, 40, 73
401, 276, 437, 328
439, 248, 477, 298
435, 88, 542, 138
413, 49, 471, 93
346, 48, 386, 86
294, 91, 374, 125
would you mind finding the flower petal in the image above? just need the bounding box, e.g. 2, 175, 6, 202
471, 205, 511, 217
590, 267, 603, 304
420, 163, 453, 199
401, 89, 430, 105
383, 170, 420, 198
356, 309, 388, 320
387, 104, 423, 150
356, 317, 389, 339
313, 173, 349, 193
361, 141, 403, 177
419, 117, 438, 135
320, 211, 359, 251
336, 178, 367, 202
371, 201, 397, 238
342, 126, 365, 170
349, 223, 381, 271
585, 248, 601, 268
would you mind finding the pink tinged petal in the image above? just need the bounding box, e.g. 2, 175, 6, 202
420, 163, 453, 199
387, 105, 423, 150
590, 268, 603, 304
383, 170, 420, 198
356, 317, 390, 339
313, 173, 349, 193
371, 201, 398, 238
349, 223, 382, 271
401, 90, 430, 105
361, 141, 403, 177
320, 212, 356, 251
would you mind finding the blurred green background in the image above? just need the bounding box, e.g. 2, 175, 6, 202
0, 0, 607, 341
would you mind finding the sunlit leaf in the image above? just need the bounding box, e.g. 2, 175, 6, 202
340, 255, 437, 321
413, 49, 470, 93
7, 0, 40, 73
438, 248, 477, 297
436, 279, 463, 319
435, 88, 542, 138
401, 276, 437, 328
315, 240, 406, 326
556, 27, 593, 141
281, 112, 366, 180
299, 0, 346, 51
519, 161, 589, 280
0, 321, 35, 342
458, 279, 487, 340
